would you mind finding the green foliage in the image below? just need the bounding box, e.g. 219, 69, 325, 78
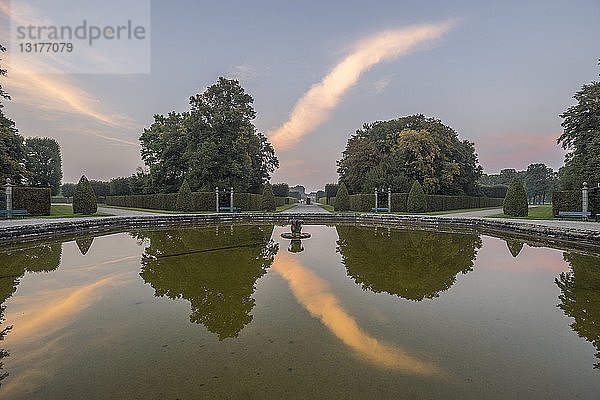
109, 177, 131, 196
325, 183, 339, 200
0, 46, 28, 184
73, 175, 97, 214
503, 177, 528, 217
551, 190, 581, 217
234, 193, 262, 211
12, 187, 51, 215
407, 181, 427, 213
558, 64, 600, 189
505, 239, 524, 258
337, 115, 482, 195
140, 78, 278, 194
89, 180, 110, 199
336, 226, 482, 301
261, 183, 276, 211
272, 183, 289, 197
334, 182, 350, 211
349, 193, 375, 211
60, 183, 76, 197
479, 184, 508, 198
107, 193, 179, 211
525, 163, 555, 204
316, 190, 325, 200
24, 137, 62, 195
176, 179, 194, 211
288, 191, 301, 200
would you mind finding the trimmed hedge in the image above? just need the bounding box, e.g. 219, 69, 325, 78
13, 187, 51, 215
341, 192, 503, 213
262, 183, 276, 211
107, 193, 178, 211
552, 190, 581, 217
274, 196, 299, 207
234, 193, 262, 210
176, 180, 194, 212
73, 176, 98, 215
334, 183, 350, 211
407, 181, 427, 213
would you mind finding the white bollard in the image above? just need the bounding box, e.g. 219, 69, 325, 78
216, 187, 219, 212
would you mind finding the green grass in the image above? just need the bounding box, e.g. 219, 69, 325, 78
487, 205, 555, 220
36, 204, 113, 218
317, 204, 334, 212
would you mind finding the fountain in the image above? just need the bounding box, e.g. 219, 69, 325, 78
281, 219, 311, 240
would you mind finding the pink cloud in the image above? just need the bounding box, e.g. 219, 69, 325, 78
475, 132, 566, 173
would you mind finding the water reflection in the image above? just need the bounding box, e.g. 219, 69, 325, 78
556, 251, 600, 370
137, 225, 277, 340
0, 243, 62, 386
505, 239, 524, 258
272, 251, 442, 375
75, 237, 94, 256
336, 226, 482, 301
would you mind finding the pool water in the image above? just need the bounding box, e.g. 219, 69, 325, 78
0, 224, 598, 399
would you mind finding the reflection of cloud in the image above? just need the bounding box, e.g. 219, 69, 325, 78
6, 275, 126, 343
272, 252, 442, 375
268, 21, 455, 151
477, 132, 565, 172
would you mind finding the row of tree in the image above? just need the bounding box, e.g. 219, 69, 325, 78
1, 45, 63, 195
479, 164, 558, 204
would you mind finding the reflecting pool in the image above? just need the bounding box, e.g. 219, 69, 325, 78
0, 224, 599, 399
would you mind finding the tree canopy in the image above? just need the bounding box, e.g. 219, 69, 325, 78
558, 61, 600, 189
24, 137, 62, 195
140, 78, 278, 194
337, 115, 482, 195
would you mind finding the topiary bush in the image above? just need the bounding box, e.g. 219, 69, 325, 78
261, 183, 276, 211
407, 181, 427, 213
334, 182, 350, 211
503, 177, 528, 217
73, 175, 97, 214
176, 179, 194, 211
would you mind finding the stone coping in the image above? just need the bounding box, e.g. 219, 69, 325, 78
1, 212, 599, 249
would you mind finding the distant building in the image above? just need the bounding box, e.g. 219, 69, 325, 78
289, 185, 306, 200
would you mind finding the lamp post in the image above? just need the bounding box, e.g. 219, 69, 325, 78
5, 178, 13, 219
216, 187, 219, 212
582, 182, 588, 214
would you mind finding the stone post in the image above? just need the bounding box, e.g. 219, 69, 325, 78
387, 187, 391, 212
582, 182, 588, 214
5, 178, 13, 219
374, 188, 378, 212
230, 187, 234, 212
216, 187, 219, 212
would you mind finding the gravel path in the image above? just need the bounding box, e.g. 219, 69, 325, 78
280, 204, 331, 213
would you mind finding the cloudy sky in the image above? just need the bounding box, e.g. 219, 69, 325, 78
1, 0, 599, 191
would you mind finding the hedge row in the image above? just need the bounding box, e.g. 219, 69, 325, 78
551, 190, 600, 217
106, 192, 269, 211
13, 187, 51, 215
275, 196, 299, 207
344, 193, 503, 212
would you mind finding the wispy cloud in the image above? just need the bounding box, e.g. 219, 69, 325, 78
268, 21, 456, 151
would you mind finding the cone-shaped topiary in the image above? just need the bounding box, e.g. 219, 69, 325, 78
334, 182, 350, 211
261, 182, 276, 211
503, 177, 528, 217
176, 179, 194, 212
407, 180, 427, 213
73, 175, 97, 214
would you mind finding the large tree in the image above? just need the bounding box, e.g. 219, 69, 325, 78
24, 137, 62, 195
0, 44, 27, 184
558, 62, 600, 189
525, 163, 554, 204
337, 115, 482, 195
140, 78, 278, 194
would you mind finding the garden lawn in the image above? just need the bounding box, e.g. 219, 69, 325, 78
487, 205, 554, 220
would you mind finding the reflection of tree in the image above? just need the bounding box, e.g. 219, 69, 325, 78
556, 252, 600, 370
137, 225, 277, 340
336, 226, 482, 301
505, 239, 524, 258
0, 242, 62, 385
75, 237, 94, 255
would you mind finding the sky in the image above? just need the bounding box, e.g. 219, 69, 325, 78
1, 0, 599, 192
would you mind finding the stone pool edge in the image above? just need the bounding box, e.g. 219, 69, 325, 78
1, 212, 599, 248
